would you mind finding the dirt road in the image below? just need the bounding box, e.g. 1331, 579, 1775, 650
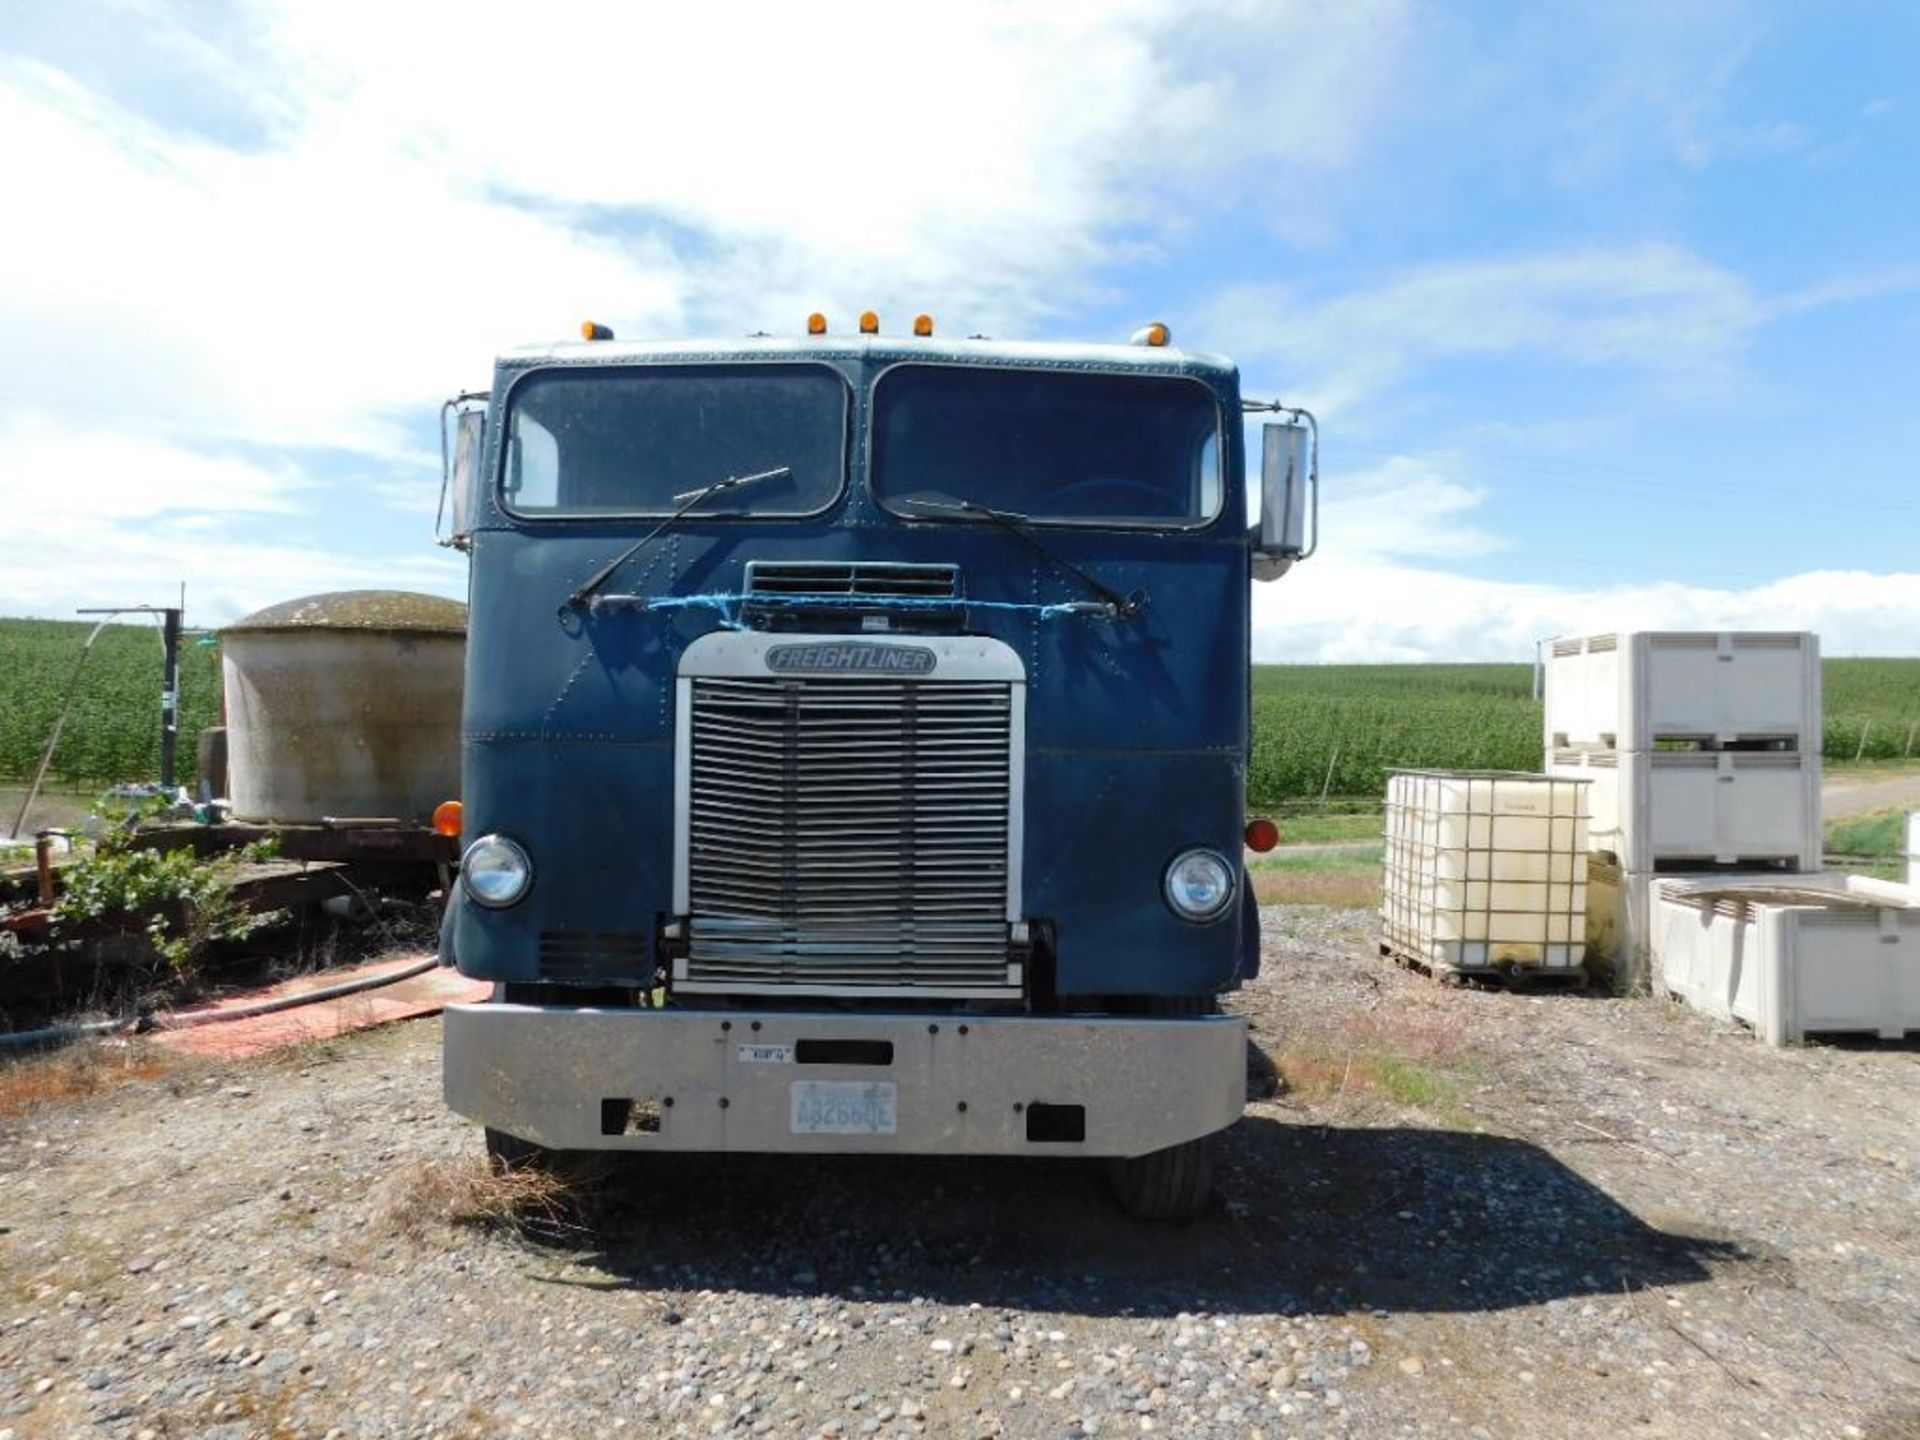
3, 910, 1917, 1438
1824, 770, 1920, 821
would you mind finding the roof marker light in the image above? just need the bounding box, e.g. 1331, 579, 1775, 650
913, 314, 934, 337
807, 312, 828, 335
581, 320, 614, 341
1131, 321, 1171, 347
859, 310, 880, 334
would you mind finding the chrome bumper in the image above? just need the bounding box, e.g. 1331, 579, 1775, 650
443, 1003, 1245, 1157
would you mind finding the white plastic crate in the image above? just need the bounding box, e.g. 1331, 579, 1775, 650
1651, 873, 1920, 1045
1544, 631, 1820, 750
1382, 770, 1589, 975
1549, 747, 1821, 871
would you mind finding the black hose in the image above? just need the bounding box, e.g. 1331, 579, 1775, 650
0, 953, 443, 1052
155, 954, 441, 1029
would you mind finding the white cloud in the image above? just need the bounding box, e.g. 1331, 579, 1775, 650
0, 414, 298, 520
3, 1, 1911, 669
0, 417, 462, 623
0, 61, 685, 456
0, 1, 1412, 464
1314, 452, 1500, 562
1254, 562, 1920, 664
1213, 244, 1765, 415
0, 1, 1415, 628
1252, 443, 1920, 661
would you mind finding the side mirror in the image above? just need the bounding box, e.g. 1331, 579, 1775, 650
1253, 416, 1317, 581
438, 399, 486, 551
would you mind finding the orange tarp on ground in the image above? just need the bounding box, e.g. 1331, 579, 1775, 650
153, 954, 489, 1059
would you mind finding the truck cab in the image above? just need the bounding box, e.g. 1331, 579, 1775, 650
437, 316, 1316, 1217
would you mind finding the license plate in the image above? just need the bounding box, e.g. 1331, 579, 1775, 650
790, 1080, 898, 1136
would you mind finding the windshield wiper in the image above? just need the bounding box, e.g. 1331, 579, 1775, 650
895, 498, 1144, 618
564, 466, 791, 614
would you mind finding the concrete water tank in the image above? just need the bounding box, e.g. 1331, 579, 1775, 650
221, 591, 466, 824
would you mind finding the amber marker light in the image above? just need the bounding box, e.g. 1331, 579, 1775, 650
1244, 818, 1280, 853
913, 314, 934, 337
581, 320, 614, 341
433, 799, 465, 838
859, 310, 880, 334
807, 312, 828, 335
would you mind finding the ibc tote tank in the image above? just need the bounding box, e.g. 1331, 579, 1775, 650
221, 591, 466, 824
1382, 770, 1591, 976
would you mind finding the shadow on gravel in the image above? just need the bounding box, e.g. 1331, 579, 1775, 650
542, 1115, 1735, 1319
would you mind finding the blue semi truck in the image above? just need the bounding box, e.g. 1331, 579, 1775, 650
436, 314, 1317, 1217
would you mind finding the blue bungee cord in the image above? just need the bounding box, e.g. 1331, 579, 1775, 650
592, 590, 1109, 628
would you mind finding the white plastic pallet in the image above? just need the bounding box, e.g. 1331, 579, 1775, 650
1549, 747, 1821, 872
1651, 873, 1920, 1045
1544, 631, 1820, 751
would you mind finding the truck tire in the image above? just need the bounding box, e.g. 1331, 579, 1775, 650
1108, 1133, 1218, 1220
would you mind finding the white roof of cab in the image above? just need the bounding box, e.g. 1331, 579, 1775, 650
495, 333, 1237, 380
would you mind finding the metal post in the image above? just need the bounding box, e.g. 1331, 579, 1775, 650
160, 605, 182, 792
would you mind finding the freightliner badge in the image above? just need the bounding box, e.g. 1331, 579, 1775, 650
764, 643, 938, 675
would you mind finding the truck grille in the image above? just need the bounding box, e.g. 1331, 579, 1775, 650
682, 675, 1017, 996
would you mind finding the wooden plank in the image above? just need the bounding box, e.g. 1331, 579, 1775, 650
128, 823, 456, 865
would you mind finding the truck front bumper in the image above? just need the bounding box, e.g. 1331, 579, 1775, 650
443, 1003, 1245, 1158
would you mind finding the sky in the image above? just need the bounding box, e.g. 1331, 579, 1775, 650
1, 0, 1916, 662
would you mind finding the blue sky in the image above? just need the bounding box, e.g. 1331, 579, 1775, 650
2, 1, 1915, 660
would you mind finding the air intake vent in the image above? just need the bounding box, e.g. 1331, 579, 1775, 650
745, 561, 960, 600
742, 562, 964, 633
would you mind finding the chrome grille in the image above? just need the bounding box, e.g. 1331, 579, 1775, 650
682, 675, 1016, 996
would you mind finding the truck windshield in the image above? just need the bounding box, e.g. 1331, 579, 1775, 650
501, 362, 848, 516
871, 365, 1222, 527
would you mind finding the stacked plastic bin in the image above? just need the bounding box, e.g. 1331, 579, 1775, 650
1543, 631, 1822, 988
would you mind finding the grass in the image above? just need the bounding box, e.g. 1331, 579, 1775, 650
0, 1040, 182, 1121
1825, 757, 1920, 780
1248, 845, 1382, 909
1825, 806, 1912, 879
1272, 1012, 1493, 1120
386, 1155, 584, 1242
1267, 811, 1384, 846
1827, 807, 1910, 860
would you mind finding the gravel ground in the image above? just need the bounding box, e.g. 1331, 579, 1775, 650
3, 904, 1918, 1439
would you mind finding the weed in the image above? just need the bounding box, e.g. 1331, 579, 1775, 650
385, 1156, 583, 1242
55, 834, 280, 977
1825, 807, 1911, 862
1272, 1012, 1492, 1122
0, 1041, 180, 1120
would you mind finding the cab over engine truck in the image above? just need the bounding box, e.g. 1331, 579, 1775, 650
436, 314, 1318, 1218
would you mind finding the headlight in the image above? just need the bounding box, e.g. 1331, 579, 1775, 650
462, 833, 533, 908
1164, 848, 1235, 921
